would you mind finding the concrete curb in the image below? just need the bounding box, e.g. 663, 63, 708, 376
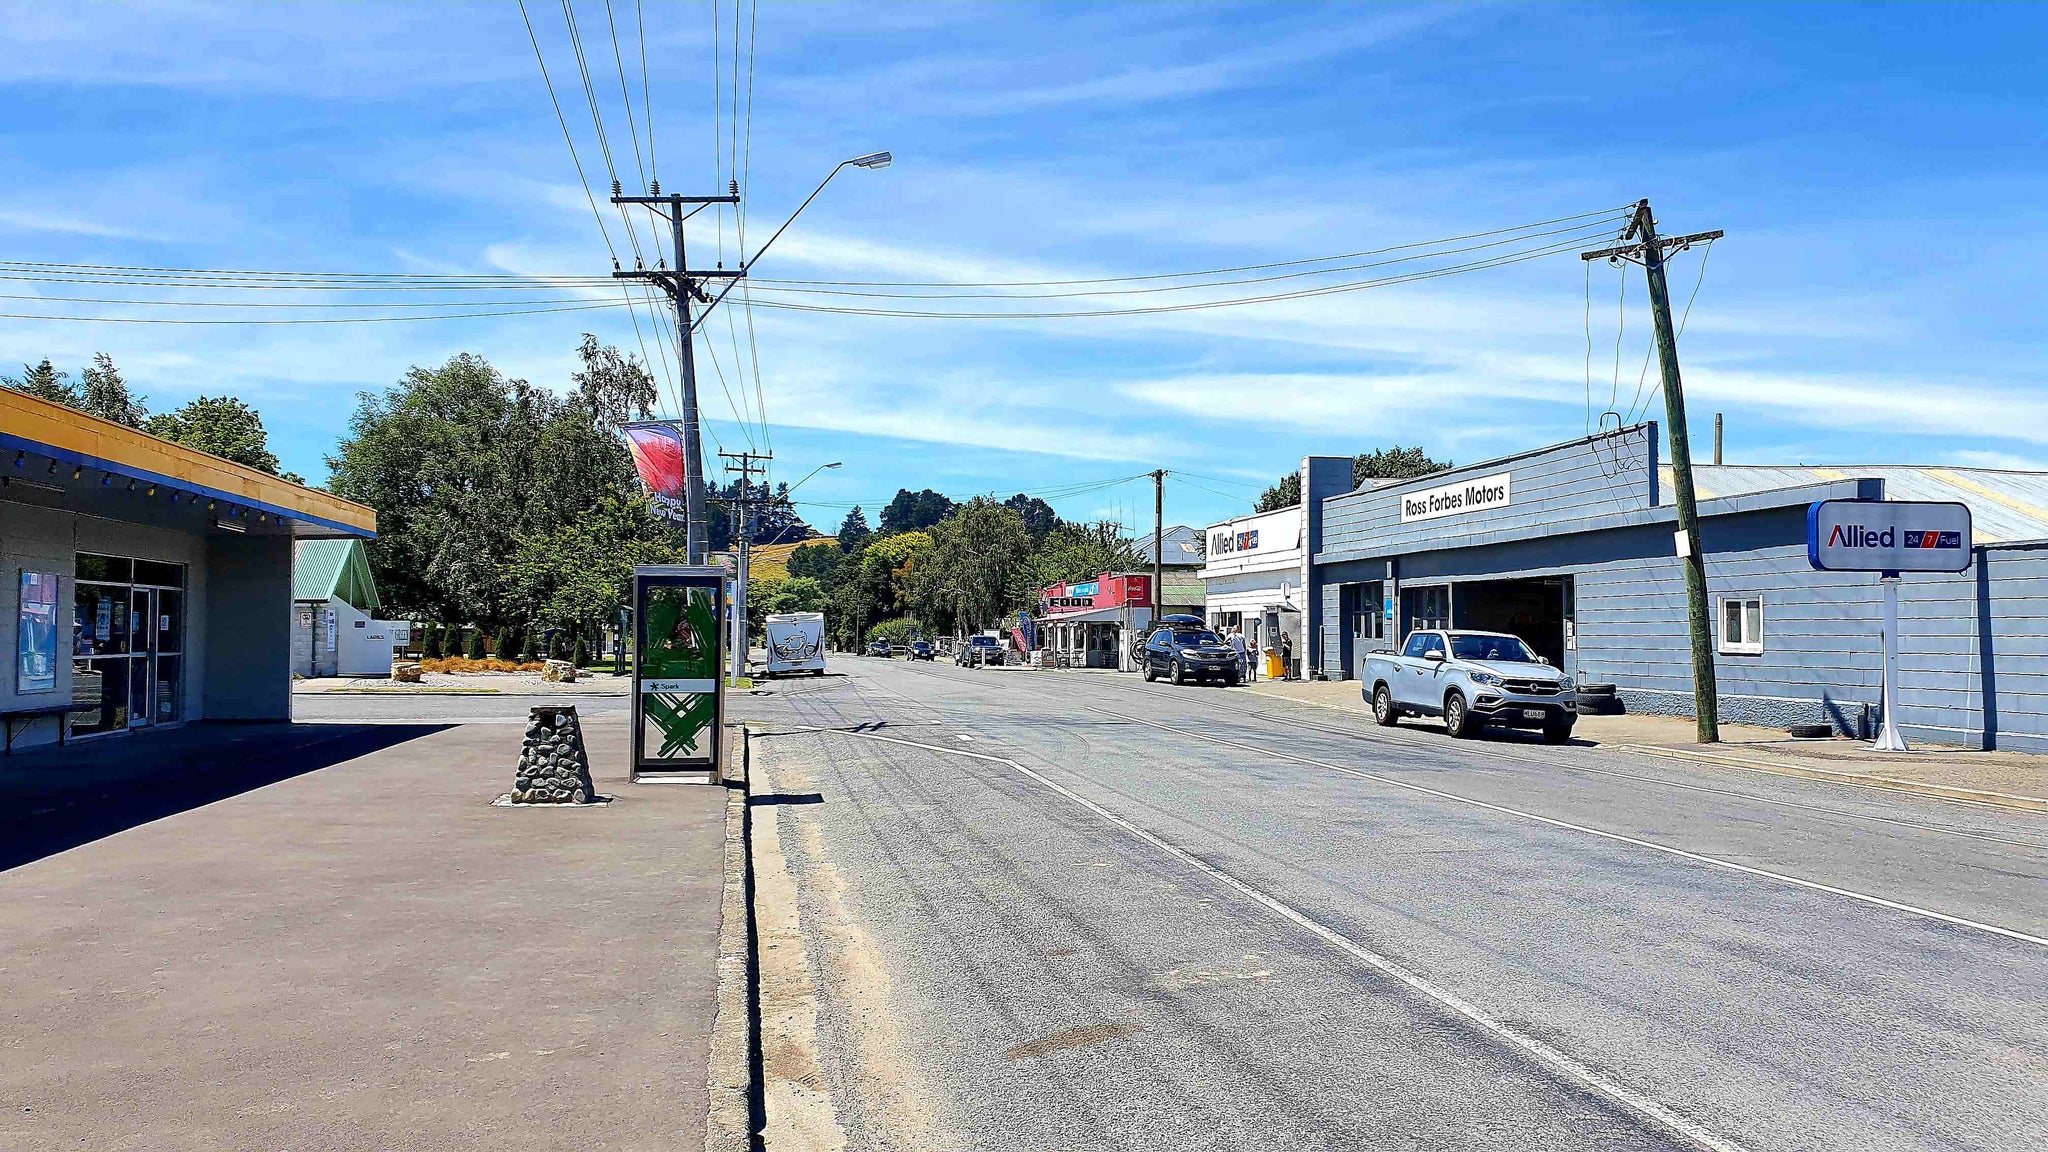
1612, 743, 2048, 814
705, 724, 757, 1152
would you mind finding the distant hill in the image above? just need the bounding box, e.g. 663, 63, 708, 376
750, 536, 836, 581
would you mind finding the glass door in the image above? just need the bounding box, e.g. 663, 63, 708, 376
129, 588, 153, 728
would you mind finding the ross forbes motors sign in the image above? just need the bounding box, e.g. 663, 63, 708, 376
1808, 499, 1973, 573
1399, 472, 1512, 524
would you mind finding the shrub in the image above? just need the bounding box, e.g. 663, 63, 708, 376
572, 636, 591, 667
519, 628, 538, 660
548, 631, 569, 660
421, 656, 545, 674
423, 623, 444, 660
465, 629, 486, 660
494, 627, 520, 661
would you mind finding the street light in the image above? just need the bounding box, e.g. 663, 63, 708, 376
747, 152, 893, 270
787, 461, 843, 496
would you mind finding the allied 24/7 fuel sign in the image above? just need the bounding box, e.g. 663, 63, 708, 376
1808, 500, 1973, 572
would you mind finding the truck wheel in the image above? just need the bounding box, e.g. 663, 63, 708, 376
1444, 691, 1479, 739
1542, 719, 1574, 744
1171, 660, 1187, 686
1373, 684, 1400, 727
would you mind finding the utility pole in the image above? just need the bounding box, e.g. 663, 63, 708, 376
721, 449, 771, 686
1583, 199, 1725, 742
1151, 469, 1166, 624
612, 185, 745, 565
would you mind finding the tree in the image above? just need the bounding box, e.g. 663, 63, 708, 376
1026, 520, 1142, 590
880, 488, 954, 534
836, 506, 871, 553
573, 636, 591, 667
2, 359, 79, 406
1354, 446, 1451, 486
747, 575, 827, 637
494, 626, 521, 661
1255, 473, 1301, 512
423, 623, 445, 660
787, 541, 842, 585
465, 629, 487, 659
79, 353, 149, 429
825, 531, 933, 648
519, 628, 539, 661
914, 499, 1033, 636
146, 396, 286, 475
1003, 494, 1060, 545
505, 494, 686, 644
866, 618, 920, 647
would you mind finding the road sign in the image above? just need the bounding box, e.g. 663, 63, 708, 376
631, 565, 724, 778
1808, 499, 1972, 573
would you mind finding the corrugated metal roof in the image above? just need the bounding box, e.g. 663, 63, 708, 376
293, 538, 381, 610
1134, 525, 1206, 566
1661, 465, 2048, 544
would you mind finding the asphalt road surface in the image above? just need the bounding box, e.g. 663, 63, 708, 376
737, 657, 2048, 1152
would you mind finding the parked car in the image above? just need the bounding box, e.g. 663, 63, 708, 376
1363, 629, 1577, 742
957, 635, 1004, 667
908, 640, 935, 661
865, 640, 891, 658
1141, 623, 1240, 686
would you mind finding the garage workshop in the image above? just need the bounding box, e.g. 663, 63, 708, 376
1304, 424, 2048, 750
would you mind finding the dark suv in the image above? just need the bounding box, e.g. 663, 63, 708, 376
1142, 624, 1241, 686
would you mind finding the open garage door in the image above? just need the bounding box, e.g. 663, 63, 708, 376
1451, 576, 1571, 669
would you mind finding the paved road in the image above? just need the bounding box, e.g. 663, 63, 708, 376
736, 658, 2048, 1152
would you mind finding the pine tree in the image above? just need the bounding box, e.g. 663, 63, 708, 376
79, 353, 148, 428
2, 359, 80, 406
837, 506, 871, 552
548, 631, 569, 660
519, 628, 539, 660
572, 636, 591, 667
423, 623, 444, 659
465, 629, 487, 660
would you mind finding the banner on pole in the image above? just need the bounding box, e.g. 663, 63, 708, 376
622, 422, 689, 525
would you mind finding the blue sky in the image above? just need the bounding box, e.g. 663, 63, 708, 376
4, 1, 2047, 535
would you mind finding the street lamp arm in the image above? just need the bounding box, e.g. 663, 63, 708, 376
786, 461, 844, 496
745, 160, 851, 273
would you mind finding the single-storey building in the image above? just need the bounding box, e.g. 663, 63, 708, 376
292, 538, 407, 678
1304, 425, 2048, 750
1133, 526, 1207, 618
1, 388, 377, 751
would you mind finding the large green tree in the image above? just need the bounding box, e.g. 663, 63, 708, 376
505, 494, 684, 639
325, 339, 658, 630
913, 498, 1034, 636
879, 488, 955, 534
826, 530, 933, 648
146, 396, 296, 479
1255, 446, 1454, 510
1026, 520, 1142, 591
79, 353, 149, 429
2, 359, 79, 406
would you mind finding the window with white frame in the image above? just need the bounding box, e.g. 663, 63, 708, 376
1719, 595, 1764, 655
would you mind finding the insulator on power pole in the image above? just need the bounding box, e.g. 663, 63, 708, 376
729, 179, 739, 196
611, 178, 622, 196
649, 179, 660, 195
612, 259, 621, 271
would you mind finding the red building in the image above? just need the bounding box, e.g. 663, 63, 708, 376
1034, 572, 1154, 668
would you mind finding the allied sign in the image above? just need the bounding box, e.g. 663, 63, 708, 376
632, 565, 725, 777
1808, 500, 1973, 573
1399, 472, 1512, 524
1209, 526, 1261, 557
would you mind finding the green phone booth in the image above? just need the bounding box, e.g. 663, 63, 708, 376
631, 565, 725, 779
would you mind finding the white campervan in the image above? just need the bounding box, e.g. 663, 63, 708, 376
763, 612, 828, 677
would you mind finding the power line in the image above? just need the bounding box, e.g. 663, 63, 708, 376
515, 0, 619, 265
637, 0, 656, 189
747, 205, 1635, 287
0, 302, 634, 325
601, 0, 649, 191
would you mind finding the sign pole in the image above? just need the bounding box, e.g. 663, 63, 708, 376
1874, 571, 1909, 752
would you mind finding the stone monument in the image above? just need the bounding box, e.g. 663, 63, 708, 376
511, 704, 597, 804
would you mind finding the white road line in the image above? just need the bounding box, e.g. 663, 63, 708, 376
782, 722, 1751, 1152
1089, 706, 2048, 949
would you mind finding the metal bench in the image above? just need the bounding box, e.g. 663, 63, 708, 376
3, 702, 75, 754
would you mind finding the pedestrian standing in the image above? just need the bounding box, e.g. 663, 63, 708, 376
1228, 626, 1248, 683
1279, 630, 1293, 680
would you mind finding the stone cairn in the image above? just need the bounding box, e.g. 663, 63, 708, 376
512, 705, 597, 804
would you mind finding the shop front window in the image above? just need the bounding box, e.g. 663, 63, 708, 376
68, 552, 185, 738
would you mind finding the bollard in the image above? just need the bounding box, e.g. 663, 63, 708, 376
511, 704, 597, 804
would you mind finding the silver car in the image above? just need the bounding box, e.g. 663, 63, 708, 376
1364, 629, 1577, 742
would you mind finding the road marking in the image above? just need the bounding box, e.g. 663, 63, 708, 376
1089, 706, 2048, 949
782, 722, 1751, 1152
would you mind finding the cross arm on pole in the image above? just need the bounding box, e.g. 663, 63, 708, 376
610, 194, 740, 205
1580, 229, 1724, 263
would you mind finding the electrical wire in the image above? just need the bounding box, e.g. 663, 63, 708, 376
1632, 239, 1716, 423
743, 219, 1623, 301
515, 0, 619, 265
601, 0, 649, 191
637, 0, 655, 189
0, 302, 635, 325
748, 205, 1635, 287
738, 233, 1613, 320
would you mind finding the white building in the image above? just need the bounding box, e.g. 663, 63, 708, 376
1198, 504, 1307, 674
292, 538, 407, 678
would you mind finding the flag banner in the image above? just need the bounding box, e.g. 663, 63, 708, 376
622, 423, 689, 523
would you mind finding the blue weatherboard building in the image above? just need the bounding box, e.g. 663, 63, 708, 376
1300, 426, 2048, 751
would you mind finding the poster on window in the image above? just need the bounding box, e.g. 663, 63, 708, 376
18, 571, 58, 693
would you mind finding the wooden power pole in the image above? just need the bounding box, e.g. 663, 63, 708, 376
1583, 200, 1725, 742
1150, 469, 1166, 622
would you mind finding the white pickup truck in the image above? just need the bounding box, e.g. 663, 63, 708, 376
1364, 629, 1577, 742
